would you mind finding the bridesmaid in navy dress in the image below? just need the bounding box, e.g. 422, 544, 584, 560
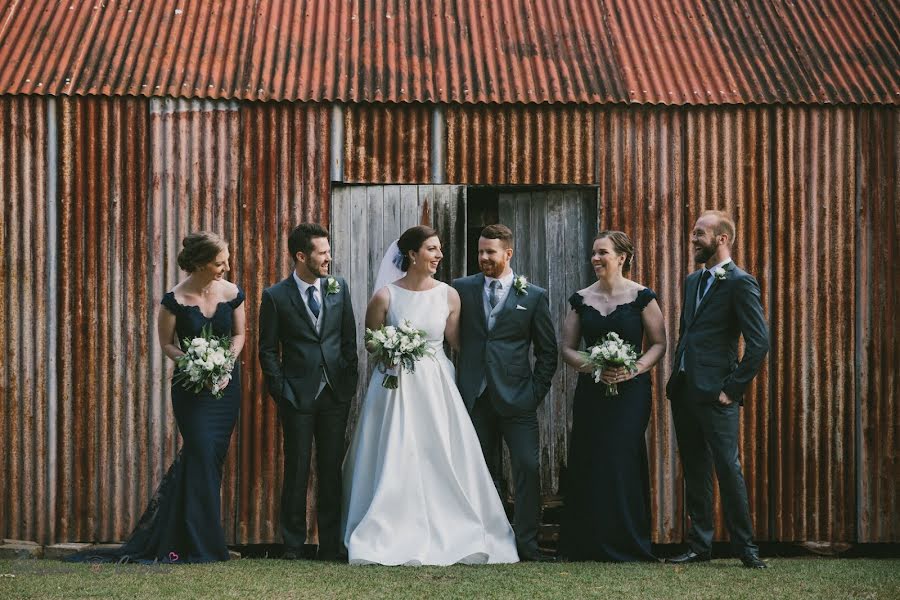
68, 231, 245, 563
558, 231, 666, 562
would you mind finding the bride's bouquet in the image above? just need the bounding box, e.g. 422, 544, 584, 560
172, 324, 237, 398
365, 320, 435, 389
578, 331, 640, 396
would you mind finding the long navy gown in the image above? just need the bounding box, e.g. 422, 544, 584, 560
67, 289, 243, 563
559, 288, 657, 562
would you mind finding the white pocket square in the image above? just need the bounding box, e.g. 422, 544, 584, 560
516, 304, 527, 310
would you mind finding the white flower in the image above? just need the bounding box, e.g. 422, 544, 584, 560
713, 266, 728, 281
211, 349, 227, 366
190, 337, 209, 350
325, 276, 341, 295
513, 275, 529, 295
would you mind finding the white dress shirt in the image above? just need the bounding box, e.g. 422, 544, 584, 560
293, 271, 323, 333
697, 258, 732, 306
484, 270, 515, 310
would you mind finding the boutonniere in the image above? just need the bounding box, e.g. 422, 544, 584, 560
513, 275, 529, 296
325, 277, 341, 295
713, 266, 728, 281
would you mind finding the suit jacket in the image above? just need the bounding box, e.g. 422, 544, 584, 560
452, 273, 558, 415
258, 275, 358, 412
665, 261, 769, 404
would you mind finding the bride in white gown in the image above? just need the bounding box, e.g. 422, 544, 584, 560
341, 225, 519, 566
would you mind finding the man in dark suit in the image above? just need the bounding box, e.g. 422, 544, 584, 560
452, 224, 558, 561
666, 210, 769, 569
259, 223, 358, 561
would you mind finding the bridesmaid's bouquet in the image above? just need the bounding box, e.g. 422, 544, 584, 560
578, 331, 640, 396
172, 324, 237, 398
365, 320, 435, 389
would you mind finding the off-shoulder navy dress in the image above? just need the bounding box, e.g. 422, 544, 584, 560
559, 288, 657, 562
67, 288, 244, 563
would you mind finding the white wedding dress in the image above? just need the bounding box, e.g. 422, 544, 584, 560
341, 282, 519, 566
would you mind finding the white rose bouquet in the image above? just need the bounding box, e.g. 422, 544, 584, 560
365, 320, 435, 389
578, 331, 640, 396
172, 324, 237, 398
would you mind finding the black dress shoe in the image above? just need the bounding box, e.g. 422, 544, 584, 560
282, 548, 303, 560
665, 550, 711, 564
740, 554, 768, 569
520, 553, 557, 563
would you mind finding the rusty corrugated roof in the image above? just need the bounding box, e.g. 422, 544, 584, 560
0, 0, 897, 105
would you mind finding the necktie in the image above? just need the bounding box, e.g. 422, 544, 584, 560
307, 286, 321, 319
489, 280, 500, 309
697, 270, 712, 302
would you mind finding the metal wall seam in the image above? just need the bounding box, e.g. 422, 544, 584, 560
46, 96, 58, 543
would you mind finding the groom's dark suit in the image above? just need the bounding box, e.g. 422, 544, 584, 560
259, 274, 358, 557
666, 260, 768, 557
453, 273, 558, 559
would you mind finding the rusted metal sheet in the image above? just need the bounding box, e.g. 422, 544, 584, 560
771, 107, 858, 542
445, 105, 595, 184
56, 95, 155, 544
684, 108, 772, 541
236, 101, 332, 543
149, 97, 243, 544
857, 108, 899, 542
51, 96, 331, 546
0, 0, 897, 105
597, 107, 685, 543
343, 103, 432, 183
0, 95, 51, 543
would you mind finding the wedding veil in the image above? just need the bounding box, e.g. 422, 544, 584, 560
372, 239, 405, 298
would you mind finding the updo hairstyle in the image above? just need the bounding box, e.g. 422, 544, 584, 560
596, 230, 635, 273
397, 225, 439, 272
177, 231, 227, 273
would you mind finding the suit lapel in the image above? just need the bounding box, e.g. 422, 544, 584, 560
285, 275, 319, 336
472, 274, 488, 333
491, 273, 521, 325
690, 261, 734, 325
684, 271, 700, 328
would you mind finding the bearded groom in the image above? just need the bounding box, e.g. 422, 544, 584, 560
453, 224, 558, 561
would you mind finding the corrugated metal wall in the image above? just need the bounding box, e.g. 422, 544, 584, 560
446, 105, 595, 184
0, 95, 52, 543
1, 99, 897, 544
2, 96, 331, 545
597, 107, 685, 543
684, 108, 772, 541
771, 107, 858, 541
344, 104, 432, 183
856, 108, 899, 543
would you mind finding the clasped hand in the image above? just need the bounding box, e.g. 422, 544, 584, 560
599, 366, 635, 385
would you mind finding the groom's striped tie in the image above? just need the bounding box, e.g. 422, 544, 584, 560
489, 280, 500, 309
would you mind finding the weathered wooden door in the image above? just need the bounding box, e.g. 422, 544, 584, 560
331, 185, 598, 500
498, 189, 599, 497
330, 184, 467, 435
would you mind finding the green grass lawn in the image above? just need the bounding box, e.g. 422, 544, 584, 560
2, 558, 898, 599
